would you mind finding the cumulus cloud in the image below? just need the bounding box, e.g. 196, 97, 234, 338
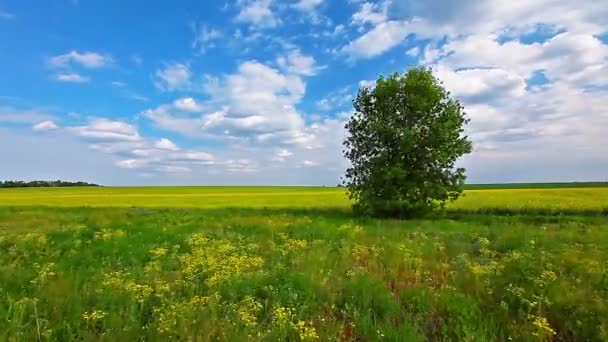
351, 1, 387, 26
235, 0, 278, 28
49, 50, 112, 69
29, 117, 218, 176
343, 0, 608, 60
68, 118, 142, 142
292, 0, 324, 12
32, 121, 59, 132
276, 49, 323, 76
302, 160, 319, 167
174, 98, 204, 112
145, 60, 313, 146
224, 159, 257, 172
191, 23, 222, 53
154, 63, 191, 91
341, 20, 411, 59
154, 138, 179, 151
315, 86, 353, 112
272, 148, 293, 161
55, 73, 90, 83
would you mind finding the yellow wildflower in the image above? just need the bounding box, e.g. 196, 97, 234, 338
83, 310, 108, 323
294, 320, 319, 341
531, 315, 557, 336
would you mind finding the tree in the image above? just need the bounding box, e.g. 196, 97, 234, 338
342, 67, 473, 217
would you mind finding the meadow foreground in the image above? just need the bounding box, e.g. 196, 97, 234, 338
0, 187, 607, 341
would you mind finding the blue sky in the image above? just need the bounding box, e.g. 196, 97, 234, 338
1, 0, 607, 185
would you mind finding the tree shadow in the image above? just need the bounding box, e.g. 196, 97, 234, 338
1, 206, 606, 226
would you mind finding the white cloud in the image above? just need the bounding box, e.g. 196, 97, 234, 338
130, 94, 149, 102
111, 81, 126, 87
36, 118, 218, 176
191, 23, 222, 53
351, 1, 387, 26
391, 0, 608, 37
341, 20, 410, 59
142, 104, 204, 137
195, 61, 308, 142
224, 159, 257, 172
49, 50, 112, 69
69, 118, 142, 142
32, 121, 59, 132
343, 0, 608, 60
276, 49, 323, 76
358, 79, 376, 88
116, 159, 145, 169
426, 32, 608, 89
315, 86, 353, 112
303, 160, 319, 167
235, 0, 278, 28
292, 0, 324, 12
406, 46, 420, 57
154, 63, 191, 91
154, 138, 179, 151
272, 148, 293, 161
174, 97, 204, 112
55, 73, 90, 83
434, 66, 527, 100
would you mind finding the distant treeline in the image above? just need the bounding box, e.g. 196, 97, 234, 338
465, 182, 608, 190
0, 180, 100, 188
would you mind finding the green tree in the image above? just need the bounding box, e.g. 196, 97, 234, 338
342, 67, 473, 217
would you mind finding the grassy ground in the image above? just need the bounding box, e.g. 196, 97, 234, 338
0, 187, 607, 341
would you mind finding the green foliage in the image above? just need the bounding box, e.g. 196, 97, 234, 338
0, 179, 99, 188
343, 67, 473, 217
1, 207, 608, 340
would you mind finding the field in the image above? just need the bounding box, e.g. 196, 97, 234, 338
1, 187, 607, 341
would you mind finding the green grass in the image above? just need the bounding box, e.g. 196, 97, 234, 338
1, 187, 608, 341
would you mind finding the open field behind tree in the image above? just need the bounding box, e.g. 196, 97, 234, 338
0, 186, 607, 214
1, 186, 608, 340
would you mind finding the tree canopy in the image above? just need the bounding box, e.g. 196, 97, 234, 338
342, 67, 473, 217
0, 180, 100, 188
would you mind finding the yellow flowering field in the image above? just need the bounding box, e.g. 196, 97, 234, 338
0, 186, 607, 214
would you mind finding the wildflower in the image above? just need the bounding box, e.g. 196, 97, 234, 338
541, 270, 557, 282
94, 229, 126, 241
101, 271, 129, 290
282, 238, 308, 254
531, 315, 557, 336
178, 233, 264, 286
31, 262, 56, 287
150, 246, 168, 258
434, 241, 446, 253
273, 306, 294, 328
236, 296, 263, 328
125, 281, 153, 303
83, 310, 108, 323
294, 320, 319, 341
